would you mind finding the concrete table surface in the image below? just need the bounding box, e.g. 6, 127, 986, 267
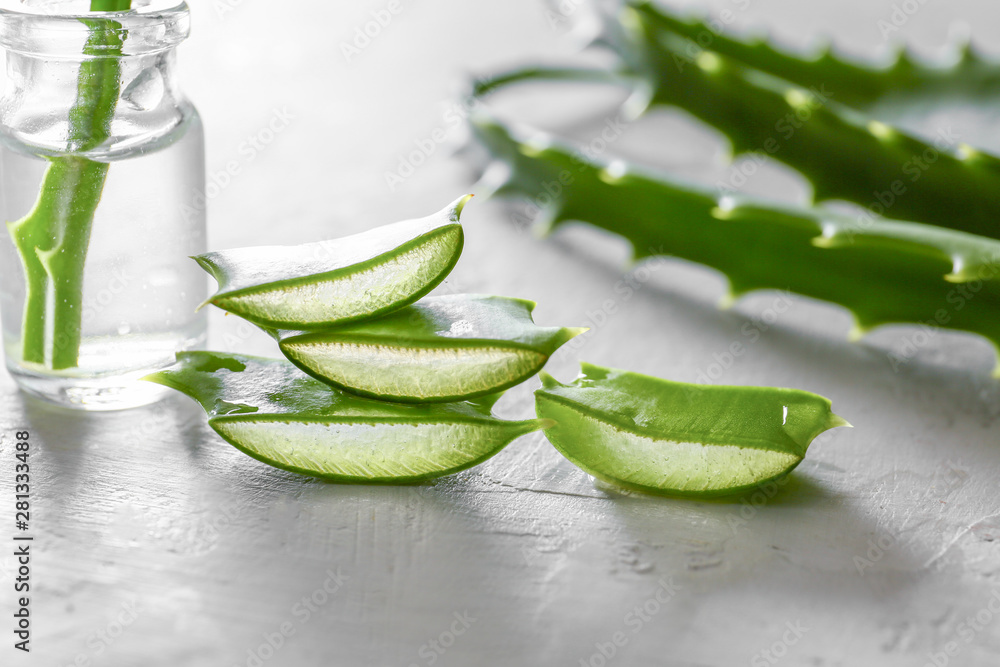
2, 0, 1000, 665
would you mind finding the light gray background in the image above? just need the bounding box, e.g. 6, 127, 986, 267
2, 0, 1000, 665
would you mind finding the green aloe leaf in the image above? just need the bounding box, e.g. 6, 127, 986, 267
144, 351, 548, 483
535, 363, 849, 497
193, 196, 471, 329
90, 0, 132, 10
7, 7, 127, 368
274, 294, 587, 403
473, 117, 1000, 371
476, 1, 1000, 239
632, 4, 1000, 109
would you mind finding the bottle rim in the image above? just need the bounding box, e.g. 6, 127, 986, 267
0, 0, 190, 57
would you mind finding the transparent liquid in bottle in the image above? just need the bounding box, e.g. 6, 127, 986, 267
0, 116, 207, 409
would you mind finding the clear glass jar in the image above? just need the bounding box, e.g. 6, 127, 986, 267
0, 0, 206, 410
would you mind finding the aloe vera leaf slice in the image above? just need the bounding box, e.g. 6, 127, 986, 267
144, 351, 548, 483
474, 117, 1000, 370
193, 196, 471, 329
535, 363, 849, 498
274, 294, 587, 403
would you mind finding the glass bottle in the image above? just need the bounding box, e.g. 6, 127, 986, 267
0, 0, 206, 410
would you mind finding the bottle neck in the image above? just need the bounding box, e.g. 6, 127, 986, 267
0, 1, 193, 158
2, 46, 192, 159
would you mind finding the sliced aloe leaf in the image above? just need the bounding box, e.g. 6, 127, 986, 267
193, 196, 471, 329
273, 294, 587, 403
144, 351, 548, 483
535, 363, 849, 498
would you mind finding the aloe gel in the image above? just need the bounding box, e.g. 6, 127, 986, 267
275, 294, 586, 402
146, 352, 550, 483
194, 197, 470, 329
536, 364, 849, 497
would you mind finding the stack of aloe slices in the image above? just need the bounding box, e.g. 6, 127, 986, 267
146, 197, 849, 496
146, 197, 581, 483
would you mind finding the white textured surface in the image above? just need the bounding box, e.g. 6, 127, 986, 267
2, 0, 1000, 665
